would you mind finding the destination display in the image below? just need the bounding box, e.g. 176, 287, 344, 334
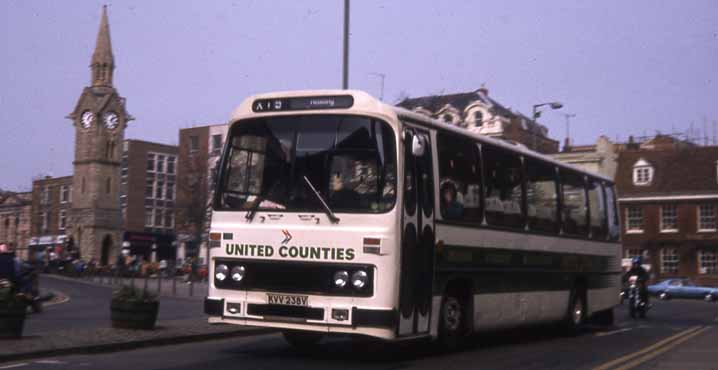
252, 95, 354, 112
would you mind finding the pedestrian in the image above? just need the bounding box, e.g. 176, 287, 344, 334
0, 244, 17, 284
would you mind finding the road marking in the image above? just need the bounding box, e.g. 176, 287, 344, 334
34, 360, 66, 364
591, 326, 702, 370
614, 326, 712, 370
43, 290, 70, 307
595, 328, 633, 337
0, 363, 28, 369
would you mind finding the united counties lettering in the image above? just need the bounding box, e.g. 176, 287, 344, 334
225, 243, 355, 261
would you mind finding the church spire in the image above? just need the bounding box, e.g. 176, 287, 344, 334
91, 5, 114, 87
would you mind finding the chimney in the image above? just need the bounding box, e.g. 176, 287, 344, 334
477, 84, 488, 96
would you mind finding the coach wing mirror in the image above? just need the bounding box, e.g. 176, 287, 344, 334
411, 135, 426, 157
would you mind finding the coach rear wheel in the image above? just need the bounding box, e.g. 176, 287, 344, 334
705, 293, 715, 302
438, 294, 467, 350
658, 291, 670, 300
282, 330, 324, 350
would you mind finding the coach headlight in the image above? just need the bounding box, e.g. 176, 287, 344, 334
351, 270, 368, 289
215, 264, 229, 282
333, 270, 349, 288
231, 265, 246, 282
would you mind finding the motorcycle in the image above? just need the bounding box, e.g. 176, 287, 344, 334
625, 275, 647, 319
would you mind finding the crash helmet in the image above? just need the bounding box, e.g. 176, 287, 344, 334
631, 256, 642, 268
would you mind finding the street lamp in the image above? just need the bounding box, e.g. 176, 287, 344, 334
342, 0, 350, 89
532, 101, 563, 120
530, 101, 563, 152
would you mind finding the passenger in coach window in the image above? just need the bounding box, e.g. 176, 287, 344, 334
329, 172, 360, 209
441, 182, 464, 219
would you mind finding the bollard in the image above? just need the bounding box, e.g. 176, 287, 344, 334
143, 276, 149, 292
172, 276, 176, 296
131, 275, 135, 289
157, 274, 161, 295
189, 280, 194, 297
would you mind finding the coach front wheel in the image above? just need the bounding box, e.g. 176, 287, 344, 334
438, 294, 467, 350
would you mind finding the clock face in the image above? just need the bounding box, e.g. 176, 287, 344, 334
103, 112, 119, 129
81, 111, 94, 128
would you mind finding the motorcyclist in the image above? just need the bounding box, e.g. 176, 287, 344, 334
623, 256, 650, 306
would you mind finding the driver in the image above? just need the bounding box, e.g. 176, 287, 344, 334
623, 256, 650, 305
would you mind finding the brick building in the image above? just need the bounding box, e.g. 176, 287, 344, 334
120, 140, 178, 261
0, 191, 32, 259
616, 136, 718, 285
29, 176, 74, 259
397, 86, 560, 154
175, 123, 227, 264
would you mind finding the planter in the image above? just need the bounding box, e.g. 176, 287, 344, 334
0, 302, 27, 339
110, 300, 159, 330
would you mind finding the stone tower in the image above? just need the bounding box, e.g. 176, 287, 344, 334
67, 6, 132, 265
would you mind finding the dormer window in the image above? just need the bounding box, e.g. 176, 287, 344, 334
632, 159, 653, 186
473, 111, 483, 127
443, 114, 453, 124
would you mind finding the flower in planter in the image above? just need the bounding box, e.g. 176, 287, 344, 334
111, 285, 158, 303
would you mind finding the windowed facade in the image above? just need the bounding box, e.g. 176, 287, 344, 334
698, 250, 717, 274
41, 212, 49, 232
660, 204, 678, 232
698, 204, 717, 231
437, 132, 481, 222
60, 185, 70, 203
144, 151, 177, 231
626, 206, 643, 232
660, 248, 679, 274
624, 248, 646, 259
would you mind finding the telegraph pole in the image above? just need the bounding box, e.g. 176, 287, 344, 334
342, 0, 350, 89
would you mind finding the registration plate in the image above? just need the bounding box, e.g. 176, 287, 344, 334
266, 293, 308, 306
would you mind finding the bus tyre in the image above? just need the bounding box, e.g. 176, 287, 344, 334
561, 288, 586, 335
282, 330, 323, 350
438, 295, 466, 351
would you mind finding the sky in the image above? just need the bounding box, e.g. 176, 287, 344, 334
1, 0, 717, 191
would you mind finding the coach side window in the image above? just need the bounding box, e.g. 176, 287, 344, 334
437, 132, 481, 221
526, 159, 558, 233
604, 184, 620, 241
560, 170, 588, 236
482, 144, 524, 228
588, 179, 608, 240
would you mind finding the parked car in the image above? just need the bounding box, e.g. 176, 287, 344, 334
647, 278, 718, 302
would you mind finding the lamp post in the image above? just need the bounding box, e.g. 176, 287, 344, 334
342, 0, 350, 89
564, 113, 576, 149
530, 101, 563, 152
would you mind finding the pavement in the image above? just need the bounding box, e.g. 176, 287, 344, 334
1, 298, 715, 370
0, 274, 269, 363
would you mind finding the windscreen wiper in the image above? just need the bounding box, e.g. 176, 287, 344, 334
245, 194, 264, 222
302, 176, 340, 224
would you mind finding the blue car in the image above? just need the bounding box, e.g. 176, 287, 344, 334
647, 278, 718, 302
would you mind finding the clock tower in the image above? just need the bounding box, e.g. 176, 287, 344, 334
67, 6, 132, 264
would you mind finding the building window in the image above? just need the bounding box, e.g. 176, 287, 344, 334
147, 153, 155, 172
698, 204, 717, 231
660, 248, 679, 274
144, 208, 153, 227
41, 212, 49, 232
60, 185, 70, 203
165, 182, 175, 201
164, 211, 174, 228
157, 155, 165, 173
660, 204, 678, 232
155, 180, 164, 199
626, 206, 643, 233
632, 159, 653, 186
189, 136, 199, 152
212, 134, 222, 152
167, 156, 176, 174
154, 208, 163, 227
698, 250, 717, 274
145, 178, 154, 199
41, 186, 50, 205
442, 114, 453, 124
58, 210, 66, 231
624, 248, 646, 259
473, 111, 483, 127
